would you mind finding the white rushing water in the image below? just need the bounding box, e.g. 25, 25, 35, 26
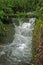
0, 18, 36, 65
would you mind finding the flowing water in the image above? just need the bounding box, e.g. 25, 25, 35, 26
0, 18, 36, 65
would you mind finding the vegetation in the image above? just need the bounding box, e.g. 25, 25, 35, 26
0, 0, 43, 20
32, 6, 43, 65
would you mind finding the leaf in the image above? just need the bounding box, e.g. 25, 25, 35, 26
0, 10, 4, 15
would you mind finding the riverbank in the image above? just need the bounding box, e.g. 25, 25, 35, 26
32, 18, 43, 65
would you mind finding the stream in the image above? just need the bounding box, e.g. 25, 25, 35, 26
0, 18, 36, 65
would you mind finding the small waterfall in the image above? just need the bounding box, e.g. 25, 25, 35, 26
0, 18, 36, 65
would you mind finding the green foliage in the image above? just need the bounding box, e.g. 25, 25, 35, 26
0, 0, 43, 19
0, 0, 43, 36
16, 12, 27, 18
0, 10, 4, 15
0, 0, 38, 13
35, 19, 43, 26
31, 64, 34, 65
0, 21, 6, 36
